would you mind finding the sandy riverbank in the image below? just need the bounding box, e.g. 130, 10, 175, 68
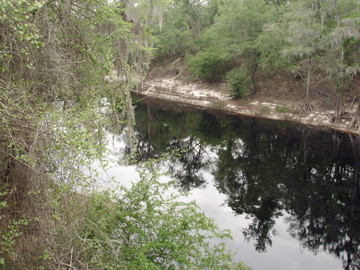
132, 77, 360, 135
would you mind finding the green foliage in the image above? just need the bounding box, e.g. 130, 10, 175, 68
210, 0, 272, 48
155, 7, 196, 58
0, 0, 44, 45
153, 0, 360, 120
275, 105, 293, 114
0, 217, 28, 264
154, 0, 221, 59
187, 50, 232, 82
225, 68, 252, 98
0, 0, 150, 182
154, 0, 278, 82
259, 106, 271, 115
45, 171, 251, 270
0, 0, 158, 268
256, 23, 292, 70
344, 38, 360, 65
0, 185, 29, 268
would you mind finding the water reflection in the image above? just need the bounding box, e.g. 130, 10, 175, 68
122, 97, 360, 269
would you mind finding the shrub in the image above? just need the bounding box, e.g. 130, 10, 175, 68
225, 68, 252, 98
70, 171, 251, 270
275, 105, 292, 114
187, 51, 232, 82
259, 105, 271, 115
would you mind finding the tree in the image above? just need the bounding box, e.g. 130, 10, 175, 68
154, 0, 218, 59
225, 67, 253, 97
256, 22, 292, 71
0, 0, 186, 268
280, 1, 324, 111
196, 0, 275, 84
187, 49, 233, 82
322, 0, 360, 124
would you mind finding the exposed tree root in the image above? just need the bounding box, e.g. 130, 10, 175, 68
299, 102, 314, 113
330, 94, 344, 123
349, 117, 360, 130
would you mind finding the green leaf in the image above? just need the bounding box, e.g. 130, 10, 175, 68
1, 201, 7, 208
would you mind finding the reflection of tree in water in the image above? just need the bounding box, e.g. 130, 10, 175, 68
128, 100, 217, 189
213, 122, 296, 252
284, 132, 360, 270
128, 98, 360, 268
212, 121, 360, 268
167, 137, 208, 191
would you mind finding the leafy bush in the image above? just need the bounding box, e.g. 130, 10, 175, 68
83, 171, 251, 269
1, 169, 251, 269
275, 105, 292, 114
225, 68, 253, 98
43, 171, 251, 270
187, 51, 232, 82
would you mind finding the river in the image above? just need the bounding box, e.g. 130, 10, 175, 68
103, 95, 360, 270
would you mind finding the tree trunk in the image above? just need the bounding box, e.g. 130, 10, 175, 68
250, 52, 260, 84
251, 62, 258, 84
349, 102, 360, 129
303, 54, 313, 111
125, 80, 136, 151
332, 93, 343, 122
147, 104, 152, 154
334, 0, 340, 28
272, 0, 281, 20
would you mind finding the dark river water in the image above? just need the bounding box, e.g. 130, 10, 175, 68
107, 96, 360, 270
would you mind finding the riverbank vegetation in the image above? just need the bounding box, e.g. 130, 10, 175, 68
153, 0, 360, 126
0, 0, 250, 269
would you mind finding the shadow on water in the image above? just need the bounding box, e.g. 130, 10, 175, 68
118, 96, 360, 269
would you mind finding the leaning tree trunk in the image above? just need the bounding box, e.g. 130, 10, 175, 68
349, 102, 360, 129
